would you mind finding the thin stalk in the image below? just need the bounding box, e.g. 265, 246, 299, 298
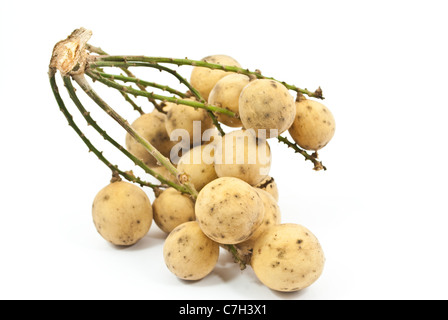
93, 71, 187, 99
91, 71, 225, 136
277, 135, 326, 171
87, 44, 163, 112
49, 69, 161, 189
89, 60, 205, 102
94, 55, 324, 99
206, 110, 225, 136
86, 44, 108, 56
63, 76, 191, 193
72, 73, 199, 198
119, 91, 145, 115
89, 59, 227, 135
92, 68, 146, 115
86, 69, 235, 117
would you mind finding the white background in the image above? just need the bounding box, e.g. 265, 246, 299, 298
1, 0, 447, 300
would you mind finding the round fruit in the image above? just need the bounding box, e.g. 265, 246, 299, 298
195, 177, 265, 245
152, 188, 195, 234
92, 181, 153, 246
214, 129, 271, 186
163, 221, 220, 281
251, 223, 325, 292
177, 144, 218, 191
208, 74, 250, 127
165, 100, 214, 146
190, 55, 241, 101
288, 99, 336, 151
239, 79, 296, 139
126, 110, 176, 167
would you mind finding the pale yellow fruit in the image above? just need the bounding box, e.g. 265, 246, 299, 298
190, 55, 241, 101
208, 74, 249, 127
152, 188, 195, 234
126, 110, 176, 167
239, 79, 296, 139
92, 181, 153, 246
163, 221, 220, 281
177, 145, 218, 191
214, 129, 271, 186
288, 99, 336, 151
255, 176, 279, 202
165, 101, 214, 146
252, 224, 325, 292
237, 189, 281, 254
195, 177, 265, 245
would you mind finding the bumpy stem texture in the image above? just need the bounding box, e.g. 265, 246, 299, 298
277, 135, 326, 171
94, 72, 187, 98
93, 55, 324, 99
86, 69, 234, 117
62, 76, 191, 193
89, 62, 227, 135
49, 70, 161, 189
72, 73, 199, 198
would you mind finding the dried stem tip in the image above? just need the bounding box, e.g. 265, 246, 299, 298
50, 28, 92, 76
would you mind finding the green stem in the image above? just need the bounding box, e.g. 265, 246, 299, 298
92, 68, 146, 115
93, 71, 186, 99
62, 75, 191, 193
206, 110, 225, 136
72, 73, 199, 198
90, 60, 203, 99
91, 60, 227, 135
49, 69, 161, 189
277, 135, 326, 171
87, 44, 163, 113
91, 70, 226, 136
119, 90, 145, 115
94, 55, 324, 99
86, 69, 235, 117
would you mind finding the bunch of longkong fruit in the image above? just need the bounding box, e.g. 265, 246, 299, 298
91, 54, 335, 293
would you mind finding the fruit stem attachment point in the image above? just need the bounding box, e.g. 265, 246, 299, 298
49, 28, 92, 76
110, 171, 122, 183
225, 244, 250, 270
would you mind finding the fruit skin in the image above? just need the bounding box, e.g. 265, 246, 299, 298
208, 73, 249, 127
255, 176, 279, 202
92, 181, 153, 246
214, 129, 271, 186
125, 110, 176, 168
164, 100, 214, 146
195, 177, 265, 245
190, 55, 241, 101
177, 144, 218, 192
239, 79, 296, 139
163, 221, 220, 281
251, 223, 325, 292
288, 99, 336, 151
236, 189, 281, 256
152, 188, 196, 234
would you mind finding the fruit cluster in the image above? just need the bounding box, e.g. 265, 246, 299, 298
91, 54, 335, 292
